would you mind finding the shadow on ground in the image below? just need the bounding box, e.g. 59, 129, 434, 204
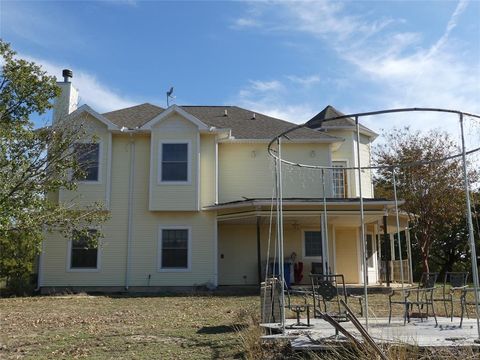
197, 324, 248, 334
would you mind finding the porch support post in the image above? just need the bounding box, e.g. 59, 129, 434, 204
355, 115, 369, 329
390, 234, 395, 261
256, 216, 262, 286
383, 214, 390, 287
405, 228, 413, 284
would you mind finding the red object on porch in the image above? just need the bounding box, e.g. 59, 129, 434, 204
294, 262, 304, 284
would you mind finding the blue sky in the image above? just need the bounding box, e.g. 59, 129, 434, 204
1, 0, 480, 139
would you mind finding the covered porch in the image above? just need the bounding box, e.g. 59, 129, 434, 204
207, 198, 412, 287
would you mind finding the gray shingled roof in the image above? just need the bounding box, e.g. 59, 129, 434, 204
181, 106, 338, 140
102, 103, 340, 141
103, 103, 164, 128
308, 105, 376, 135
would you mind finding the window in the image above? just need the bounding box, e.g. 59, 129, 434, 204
159, 228, 190, 270
70, 230, 98, 270
304, 231, 322, 258
161, 143, 189, 182
332, 161, 347, 198
74, 143, 100, 181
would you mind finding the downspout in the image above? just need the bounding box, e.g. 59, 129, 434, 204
124, 129, 136, 290
34, 239, 45, 291
383, 210, 390, 287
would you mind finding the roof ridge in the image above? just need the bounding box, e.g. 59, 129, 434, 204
180, 105, 234, 108
102, 102, 163, 115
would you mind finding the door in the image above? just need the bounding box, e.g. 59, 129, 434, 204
335, 228, 359, 283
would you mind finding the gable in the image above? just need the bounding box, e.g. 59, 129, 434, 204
66, 104, 118, 130
142, 105, 209, 131
153, 113, 198, 132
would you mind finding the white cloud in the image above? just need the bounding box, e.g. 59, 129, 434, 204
427, 0, 469, 57
105, 0, 138, 6
22, 55, 137, 113
231, 17, 260, 29
249, 80, 284, 92
286, 74, 321, 87
2, 2, 85, 50
233, 78, 316, 123
232, 0, 480, 135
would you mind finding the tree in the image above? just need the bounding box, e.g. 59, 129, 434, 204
0, 40, 107, 294
374, 127, 478, 275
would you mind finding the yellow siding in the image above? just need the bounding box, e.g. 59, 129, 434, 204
218, 143, 332, 203
130, 135, 216, 286
329, 130, 374, 198
42, 134, 216, 287
42, 133, 130, 286
200, 134, 216, 207
42, 109, 374, 288
59, 113, 110, 209
149, 114, 199, 211
218, 223, 336, 286
330, 130, 355, 198
359, 134, 374, 198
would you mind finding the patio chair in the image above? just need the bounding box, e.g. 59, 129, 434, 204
460, 288, 480, 327
311, 262, 323, 275
310, 274, 348, 322
389, 272, 439, 326
283, 287, 312, 327
433, 272, 468, 320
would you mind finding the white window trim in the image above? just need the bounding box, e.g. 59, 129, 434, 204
301, 228, 323, 260
74, 140, 103, 185
157, 140, 192, 185
66, 234, 101, 272
157, 225, 192, 272
332, 159, 348, 198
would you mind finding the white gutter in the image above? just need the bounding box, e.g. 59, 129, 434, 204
218, 138, 341, 144
321, 125, 379, 140
123, 129, 136, 290
203, 199, 405, 210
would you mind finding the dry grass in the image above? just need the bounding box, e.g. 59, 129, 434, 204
0, 293, 259, 359
1, 292, 479, 359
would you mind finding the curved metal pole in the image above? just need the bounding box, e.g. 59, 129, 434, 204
267, 107, 480, 155
392, 168, 405, 294
321, 169, 329, 274
459, 114, 480, 339
356, 116, 369, 329
277, 138, 286, 334
267, 108, 480, 172
269, 145, 480, 172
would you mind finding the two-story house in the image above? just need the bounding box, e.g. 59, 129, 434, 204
38, 71, 411, 293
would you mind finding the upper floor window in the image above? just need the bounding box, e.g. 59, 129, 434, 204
332, 161, 347, 198
160, 142, 189, 182
74, 143, 100, 182
69, 229, 99, 270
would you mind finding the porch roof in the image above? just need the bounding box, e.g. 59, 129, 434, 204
204, 197, 405, 211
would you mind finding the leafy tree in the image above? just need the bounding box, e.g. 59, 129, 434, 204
0, 40, 108, 294
374, 127, 478, 276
